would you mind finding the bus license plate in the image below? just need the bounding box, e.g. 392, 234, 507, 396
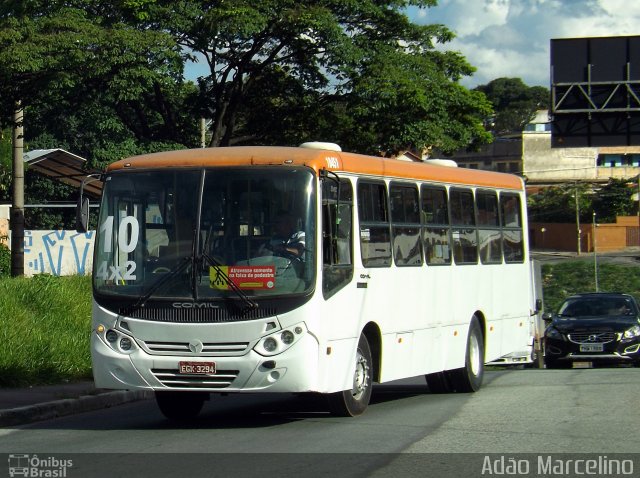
579, 344, 603, 352
179, 362, 216, 375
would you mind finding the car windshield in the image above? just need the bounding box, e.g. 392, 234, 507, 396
558, 296, 637, 317
94, 167, 316, 301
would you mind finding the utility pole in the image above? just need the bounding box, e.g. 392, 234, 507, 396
11, 103, 24, 277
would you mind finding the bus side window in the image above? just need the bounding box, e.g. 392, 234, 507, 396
421, 185, 452, 265
449, 188, 478, 264
500, 193, 524, 263
476, 190, 502, 264
322, 179, 354, 299
390, 183, 422, 267
357, 181, 392, 268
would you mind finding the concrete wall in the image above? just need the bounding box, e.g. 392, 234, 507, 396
522, 132, 598, 182
0, 205, 94, 276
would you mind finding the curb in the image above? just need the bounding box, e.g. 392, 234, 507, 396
0, 390, 154, 427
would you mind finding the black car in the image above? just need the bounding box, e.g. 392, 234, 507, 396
543, 292, 640, 368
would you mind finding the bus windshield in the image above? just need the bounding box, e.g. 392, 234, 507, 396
94, 167, 316, 302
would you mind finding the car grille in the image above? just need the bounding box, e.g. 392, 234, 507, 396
568, 331, 616, 344
152, 368, 239, 389
140, 340, 250, 356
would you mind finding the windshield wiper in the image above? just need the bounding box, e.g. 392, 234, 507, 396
126, 255, 193, 314
199, 252, 258, 313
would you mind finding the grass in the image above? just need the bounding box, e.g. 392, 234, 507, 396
0, 274, 93, 387
1, 259, 639, 387
541, 259, 640, 312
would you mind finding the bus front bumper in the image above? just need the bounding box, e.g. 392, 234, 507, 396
91, 332, 320, 394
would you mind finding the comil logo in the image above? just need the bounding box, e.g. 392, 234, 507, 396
8, 454, 73, 477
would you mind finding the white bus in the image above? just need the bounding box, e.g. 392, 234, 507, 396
78, 143, 533, 419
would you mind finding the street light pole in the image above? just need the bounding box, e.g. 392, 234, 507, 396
593, 211, 598, 292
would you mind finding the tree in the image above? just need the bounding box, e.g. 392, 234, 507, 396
527, 182, 592, 223
0, 0, 189, 167
0, 1, 196, 230
475, 78, 549, 134
145, 0, 492, 154
592, 178, 637, 222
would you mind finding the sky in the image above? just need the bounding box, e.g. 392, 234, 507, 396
410, 0, 640, 88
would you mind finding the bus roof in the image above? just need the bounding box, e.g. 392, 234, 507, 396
107, 146, 524, 190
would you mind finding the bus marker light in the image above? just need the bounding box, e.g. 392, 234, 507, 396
263, 361, 276, 369
97, 324, 105, 334
453, 331, 458, 337
294, 326, 303, 335
326, 347, 332, 355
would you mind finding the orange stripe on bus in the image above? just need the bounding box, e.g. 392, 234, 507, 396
107, 146, 524, 190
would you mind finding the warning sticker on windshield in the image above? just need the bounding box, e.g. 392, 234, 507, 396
209, 266, 276, 290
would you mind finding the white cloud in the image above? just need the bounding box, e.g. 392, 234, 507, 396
411, 0, 640, 87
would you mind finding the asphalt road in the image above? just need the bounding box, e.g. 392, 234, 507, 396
1, 368, 639, 477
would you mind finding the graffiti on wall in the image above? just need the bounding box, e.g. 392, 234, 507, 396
24, 230, 95, 276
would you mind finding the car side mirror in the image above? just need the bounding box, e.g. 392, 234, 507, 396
542, 312, 553, 326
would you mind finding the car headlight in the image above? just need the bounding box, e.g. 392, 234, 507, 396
623, 325, 640, 339
545, 327, 564, 340
254, 322, 307, 356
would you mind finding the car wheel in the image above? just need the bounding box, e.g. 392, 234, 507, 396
327, 334, 373, 417
448, 316, 484, 393
155, 391, 207, 421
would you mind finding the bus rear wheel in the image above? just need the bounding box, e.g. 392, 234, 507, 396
155, 391, 207, 421
449, 316, 484, 392
327, 335, 373, 417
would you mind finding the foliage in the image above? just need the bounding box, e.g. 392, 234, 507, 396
0, 0, 193, 169
145, 0, 492, 154
0, 274, 93, 387
592, 178, 637, 223
527, 182, 593, 223
542, 261, 640, 313
528, 178, 637, 224
475, 77, 549, 134
0, 240, 10, 277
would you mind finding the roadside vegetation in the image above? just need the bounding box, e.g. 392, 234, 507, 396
2, 258, 639, 387
0, 274, 92, 387
542, 260, 640, 312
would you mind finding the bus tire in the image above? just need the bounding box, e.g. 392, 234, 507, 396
425, 371, 452, 393
449, 316, 484, 393
327, 334, 373, 417
155, 391, 207, 421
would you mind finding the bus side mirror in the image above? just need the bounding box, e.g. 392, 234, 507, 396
76, 195, 89, 233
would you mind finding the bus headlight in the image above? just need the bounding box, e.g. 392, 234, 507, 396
254, 322, 307, 356
99, 327, 136, 354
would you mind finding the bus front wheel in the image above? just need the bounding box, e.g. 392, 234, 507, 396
155, 391, 207, 421
327, 335, 373, 417
449, 316, 484, 393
